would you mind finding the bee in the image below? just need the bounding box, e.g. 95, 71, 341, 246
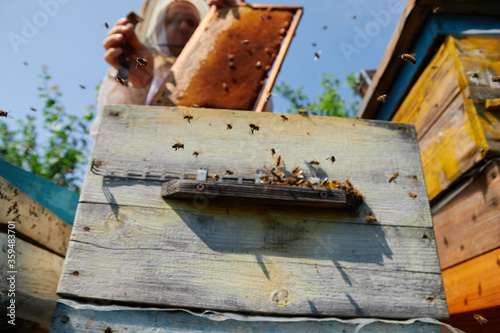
376, 94, 388, 103
0, 110, 9, 118
136, 57, 148, 67
30, 107, 37, 111
249, 123, 259, 134
259, 174, 269, 180
79, 84, 86, 89
241, 40, 250, 44
352, 15, 357, 19
193, 151, 200, 157
222, 82, 229, 91
255, 61, 262, 69
270, 148, 276, 157
23, 61, 28, 66
365, 214, 377, 223
314, 51, 321, 61
470, 72, 479, 79
228, 61, 236, 69
473, 314, 488, 325
409, 192, 417, 199
266, 92, 272, 101
388, 172, 399, 183
298, 109, 308, 115
492, 75, 500, 83
292, 166, 301, 174
104, 22, 109, 28
225, 170, 234, 176
172, 142, 184, 150
322, 25, 327, 30
326, 156, 336, 164
280, 114, 288, 122
432, 6, 440, 13
226, 123, 233, 130
345, 178, 353, 189
183, 114, 193, 123
400, 53, 416, 64
275, 155, 282, 167
309, 160, 320, 166
213, 174, 220, 181
115, 76, 126, 85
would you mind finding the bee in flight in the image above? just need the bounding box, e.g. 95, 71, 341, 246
376, 94, 388, 103
388, 172, 399, 183
136, 57, 148, 67
79, 84, 86, 89
473, 314, 488, 325
400, 53, 416, 64
249, 123, 259, 134
115, 76, 126, 85
183, 114, 193, 123
104, 22, 109, 28
309, 160, 320, 166
314, 51, 321, 61
0, 110, 10, 118
193, 151, 200, 157
172, 142, 184, 150
275, 155, 282, 167
225, 170, 234, 176
213, 174, 220, 181
326, 156, 336, 164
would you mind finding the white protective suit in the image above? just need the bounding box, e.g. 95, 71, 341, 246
90, 0, 209, 137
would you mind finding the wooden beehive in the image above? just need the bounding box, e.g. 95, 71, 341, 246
392, 35, 500, 201
56, 105, 448, 322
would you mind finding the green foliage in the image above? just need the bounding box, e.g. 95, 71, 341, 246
275, 72, 360, 118
0, 65, 95, 193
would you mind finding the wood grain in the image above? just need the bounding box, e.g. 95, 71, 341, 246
51, 303, 442, 333
0, 176, 71, 256
442, 248, 500, 314
433, 160, 500, 269
60, 106, 447, 319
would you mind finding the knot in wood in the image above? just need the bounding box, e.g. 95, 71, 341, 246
271, 287, 291, 307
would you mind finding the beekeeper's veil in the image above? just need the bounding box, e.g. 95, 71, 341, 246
140, 0, 209, 56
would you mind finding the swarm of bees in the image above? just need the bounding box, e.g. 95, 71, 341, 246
400, 53, 416, 64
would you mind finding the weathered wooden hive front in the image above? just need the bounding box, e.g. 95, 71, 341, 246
55, 105, 448, 327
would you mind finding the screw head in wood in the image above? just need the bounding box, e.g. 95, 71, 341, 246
319, 191, 328, 199
196, 184, 205, 191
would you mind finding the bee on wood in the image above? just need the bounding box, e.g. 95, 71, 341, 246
228, 54, 235, 61
0, 110, 10, 118
225, 170, 234, 176
492, 75, 500, 83
266, 92, 273, 101
292, 166, 301, 174
275, 155, 282, 167
314, 51, 321, 61
172, 142, 184, 150
400, 53, 416, 64
298, 109, 308, 115
226, 123, 233, 130
473, 314, 488, 325
213, 174, 220, 181
222, 82, 229, 91
136, 57, 148, 67
320, 179, 329, 187
309, 160, 320, 167
388, 172, 399, 183
271, 148, 276, 157
377, 94, 388, 103
409, 192, 417, 199
104, 22, 109, 28
193, 151, 200, 157
345, 178, 353, 189
30, 107, 37, 111
183, 114, 193, 123
296, 179, 305, 186
241, 40, 250, 44
255, 61, 262, 69
470, 72, 479, 79
365, 214, 377, 223
326, 156, 336, 164
115, 76, 126, 85
259, 174, 269, 180
249, 123, 259, 134
281, 115, 288, 122
79, 84, 86, 89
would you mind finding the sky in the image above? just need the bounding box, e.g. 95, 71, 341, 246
0, 0, 404, 184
